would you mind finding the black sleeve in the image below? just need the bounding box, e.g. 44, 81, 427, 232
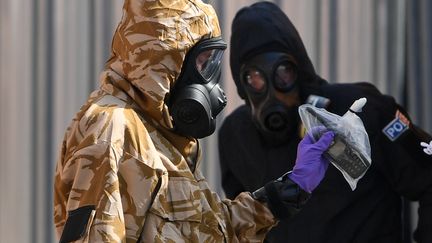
357, 83, 432, 242
252, 173, 310, 220
378, 126, 432, 243
219, 142, 246, 199
379, 106, 432, 243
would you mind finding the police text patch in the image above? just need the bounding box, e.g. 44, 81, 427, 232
383, 116, 409, 141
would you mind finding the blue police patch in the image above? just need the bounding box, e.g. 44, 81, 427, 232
382, 117, 409, 141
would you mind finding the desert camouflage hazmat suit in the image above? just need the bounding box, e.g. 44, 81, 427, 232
53, 0, 277, 242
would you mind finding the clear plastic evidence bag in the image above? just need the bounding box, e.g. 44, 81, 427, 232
298, 98, 371, 190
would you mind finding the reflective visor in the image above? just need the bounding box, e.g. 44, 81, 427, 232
196, 48, 225, 81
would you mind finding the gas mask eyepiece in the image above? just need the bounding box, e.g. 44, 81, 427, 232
242, 55, 297, 94
169, 37, 227, 138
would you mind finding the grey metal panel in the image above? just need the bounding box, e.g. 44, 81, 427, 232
407, 0, 432, 130
93, 0, 118, 90
418, 0, 432, 132
317, 0, 338, 82
32, 0, 55, 241
0, 0, 8, 239
0, 0, 33, 242
337, 0, 374, 84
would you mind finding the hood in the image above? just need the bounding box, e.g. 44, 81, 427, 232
99, 0, 221, 164
103, 0, 221, 126
230, 1, 326, 101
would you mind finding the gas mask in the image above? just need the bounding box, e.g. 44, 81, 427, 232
169, 37, 227, 138
240, 52, 300, 144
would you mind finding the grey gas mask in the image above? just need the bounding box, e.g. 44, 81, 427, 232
168, 37, 227, 138
240, 52, 299, 144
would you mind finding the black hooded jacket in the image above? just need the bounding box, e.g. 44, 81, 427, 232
219, 2, 432, 243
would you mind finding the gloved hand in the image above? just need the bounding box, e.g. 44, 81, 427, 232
420, 140, 432, 155
251, 129, 334, 219
288, 129, 335, 193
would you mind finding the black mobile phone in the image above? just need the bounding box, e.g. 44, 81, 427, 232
304, 106, 370, 179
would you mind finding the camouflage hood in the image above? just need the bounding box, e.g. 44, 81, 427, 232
101, 0, 221, 130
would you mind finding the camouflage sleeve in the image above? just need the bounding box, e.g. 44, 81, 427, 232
54, 141, 161, 242
221, 192, 278, 242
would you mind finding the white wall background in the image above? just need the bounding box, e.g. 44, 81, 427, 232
0, 0, 430, 242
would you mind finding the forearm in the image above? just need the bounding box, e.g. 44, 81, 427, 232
221, 192, 277, 242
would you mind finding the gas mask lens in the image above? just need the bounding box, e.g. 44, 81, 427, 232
196, 49, 224, 80
244, 69, 266, 92
242, 61, 297, 93
274, 61, 297, 91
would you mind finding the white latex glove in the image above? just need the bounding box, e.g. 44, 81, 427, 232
420, 140, 432, 155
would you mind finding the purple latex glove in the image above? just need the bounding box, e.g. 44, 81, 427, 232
288, 130, 335, 193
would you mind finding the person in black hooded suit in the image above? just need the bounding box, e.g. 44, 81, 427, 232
218, 2, 432, 242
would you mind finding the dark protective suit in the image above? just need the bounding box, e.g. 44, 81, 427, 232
219, 2, 432, 243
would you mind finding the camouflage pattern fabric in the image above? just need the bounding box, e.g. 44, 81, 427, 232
53, 0, 277, 242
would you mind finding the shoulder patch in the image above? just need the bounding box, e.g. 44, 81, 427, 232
382, 111, 409, 141
60, 205, 96, 243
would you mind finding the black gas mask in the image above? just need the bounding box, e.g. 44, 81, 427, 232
240, 52, 300, 144
169, 37, 227, 138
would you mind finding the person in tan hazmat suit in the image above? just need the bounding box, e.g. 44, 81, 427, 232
53, 0, 334, 242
